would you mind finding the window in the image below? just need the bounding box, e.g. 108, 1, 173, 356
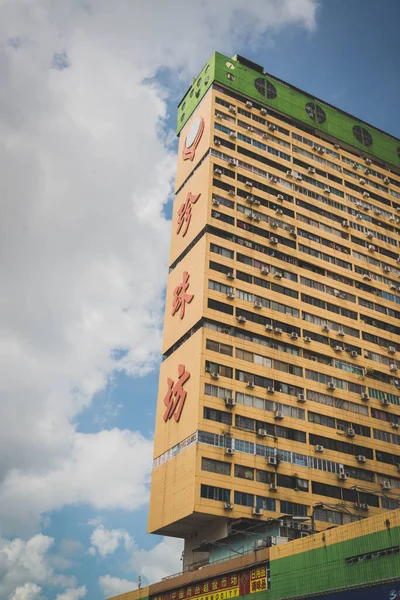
204, 407, 232, 425
280, 500, 308, 517
234, 490, 254, 507
205, 361, 233, 378
353, 125, 373, 147
256, 496, 276, 511
254, 78, 277, 99
204, 383, 233, 400
202, 457, 231, 476
201, 484, 230, 502
256, 469, 274, 484
234, 464, 254, 480
235, 415, 255, 431
210, 243, 234, 259
206, 338, 233, 356
305, 102, 326, 124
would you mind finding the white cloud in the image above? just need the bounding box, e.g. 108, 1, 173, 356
55, 586, 87, 600
0, 0, 318, 593
131, 537, 184, 585
89, 525, 132, 558
99, 575, 137, 598
9, 583, 42, 600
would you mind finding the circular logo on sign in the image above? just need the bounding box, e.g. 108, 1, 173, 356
182, 116, 205, 161
185, 118, 202, 148
389, 591, 398, 600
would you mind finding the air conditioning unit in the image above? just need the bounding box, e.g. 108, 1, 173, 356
363, 274, 372, 281
269, 482, 278, 491
245, 101, 253, 108
295, 174, 303, 181
215, 112, 223, 120
246, 381, 255, 389
327, 382, 336, 391
225, 398, 236, 408
356, 455, 366, 463
322, 325, 330, 332
315, 445, 324, 453
276, 209, 283, 216
270, 176, 278, 184
268, 457, 278, 466
324, 187, 331, 194
211, 372, 220, 380
338, 329, 345, 337
265, 324, 274, 332
382, 481, 392, 490
347, 428, 356, 437
334, 346, 343, 352
257, 428, 267, 437
222, 329, 230, 335
384, 176, 390, 184
359, 178, 366, 185
350, 351, 358, 358
318, 147, 325, 155
355, 213, 362, 219
228, 158, 237, 167
274, 272, 283, 279
271, 221, 278, 228
297, 393, 306, 403
225, 447, 234, 456
310, 356, 317, 362
368, 244, 375, 252
253, 214, 261, 222
286, 170, 293, 178
246, 195, 253, 203
308, 167, 316, 174
342, 220, 350, 227
274, 327, 283, 335
214, 139, 221, 146
260, 107, 267, 115
226, 291, 235, 300
304, 336, 311, 343
363, 192, 370, 198
352, 162, 358, 169
224, 502, 233, 510
253, 199, 261, 205
277, 194, 284, 201
390, 284, 398, 291
252, 507, 263, 516
236, 315, 246, 323
366, 231, 374, 239
214, 168, 222, 175
392, 423, 399, 429
381, 399, 390, 406
361, 392, 369, 401
274, 410, 284, 420
267, 386, 275, 394
288, 332, 298, 341
268, 123, 276, 131
390, 364, 398, 372
254, 300, 262, 309
359, 503, 369, 511
229, 131, 237, 139
384, 266, 391, 273
212, 198, 220, 206
246, 127, 253, 133
228, 189, 235, 197
365, 158, 372, 165
270, 237, 278, 245
338, 473, 348, 481
226, 272, 234, 280
335, 143, 340, 149
262, 132, 269, 139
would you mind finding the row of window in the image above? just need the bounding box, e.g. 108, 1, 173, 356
213, 111, 399, 212
198, 430, 400, 485
201, 458, 383, 509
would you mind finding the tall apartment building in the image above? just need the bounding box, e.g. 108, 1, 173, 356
148, 52, 400, 571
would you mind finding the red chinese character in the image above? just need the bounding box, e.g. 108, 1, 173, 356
163, 364, 191, 422
172, 271, 194, 320
176, 192, 201, 237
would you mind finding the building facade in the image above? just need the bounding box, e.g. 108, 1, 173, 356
148, 52, 400, 571
111, 509, 400, 600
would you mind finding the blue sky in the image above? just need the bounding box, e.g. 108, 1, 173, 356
0, 1, 399, 599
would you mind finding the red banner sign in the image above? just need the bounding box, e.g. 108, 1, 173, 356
151, 564, 268, 600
